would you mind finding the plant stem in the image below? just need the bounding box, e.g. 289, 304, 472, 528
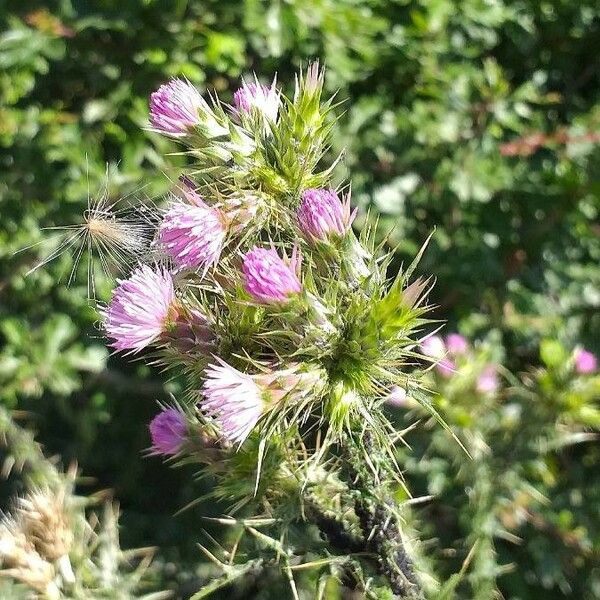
317, 430, 426, 598
353, 490, 424, 599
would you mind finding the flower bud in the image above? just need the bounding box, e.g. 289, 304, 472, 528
420, 335, 446, 360
297, 188, 355, 242
149, 79, 204, 137
233, 78, 279, 123
242, 246, 302, 304
149, 407, 187, 456
201, 360, 266, 445
149, 78, 228, 140
201, 360, 325, 445
386, 386, 408, 408
476, 365, 499, 394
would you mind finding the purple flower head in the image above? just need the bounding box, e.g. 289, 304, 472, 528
233, 78, 279, 122
149, 407, 187, 456
477, 365, 499, 394
242, 246, 302, 304
420, 335, 446, 359
446, 333, 469, 356
149, 78, 203, 136
158, 198, 227, 271
201, 360, 265, 444
574, 348, 597, 374
297, 188, 355, 242
103, 265, 176, 353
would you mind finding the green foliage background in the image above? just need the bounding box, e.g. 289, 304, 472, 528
1, 1, 599, 598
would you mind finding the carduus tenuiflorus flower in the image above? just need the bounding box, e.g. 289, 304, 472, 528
149, 407, 187, 456
574, 348, 597, 374
446, 333, 469, 355
103, 265, 176, 353
387, 386, 408, 408
158, 186, 227, 271
242, 246, 302, 304
297, 188, 355, 242
201, 360, 325, 444
420, 335, 455, 377
476, 365, 499, 394
233, 78, 279, 123
201, 360, 266, 445
149, 78, 204, 136
420, 335, 446, 360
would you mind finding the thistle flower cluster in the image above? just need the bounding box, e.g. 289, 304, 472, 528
63, 65, 440, 596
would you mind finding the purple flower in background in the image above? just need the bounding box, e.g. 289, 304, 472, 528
103, 266, 175, 353
436, 358, 456, 378
158, 199, 227, 271
149, 78, 203, 136
201, 360, 265, 444
477, 365, 499, 394
233, 78, 279, 122
242, 246, 302, 304
420, 335, 446, 359
446, 333, 469, 355
387, 386, 408, 408
574, 348, 597, 374
149, 408, 187, 456
297, 188, 355, 242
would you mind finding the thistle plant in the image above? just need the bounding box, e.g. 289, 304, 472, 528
36, 64, 450, 598
396, 335, 600, 598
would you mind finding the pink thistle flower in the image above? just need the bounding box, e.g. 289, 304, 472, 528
420, 335, 446, 359
149, 78, 203, 136
297, 188, 355, 242
242, 246, 302, 304
201, 360, 265, 444
574, 348, 597, 374
158, 198, 227, 271
233, 78, 279, 122
477, 365, 499, 394
149, 407, 187, 456
103, 265, 176, 353
201, 360, 324, 444
446, 333, 469, 355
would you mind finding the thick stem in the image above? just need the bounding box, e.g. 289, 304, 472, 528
343, 434, 425, 599
353, 495, 423, 599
